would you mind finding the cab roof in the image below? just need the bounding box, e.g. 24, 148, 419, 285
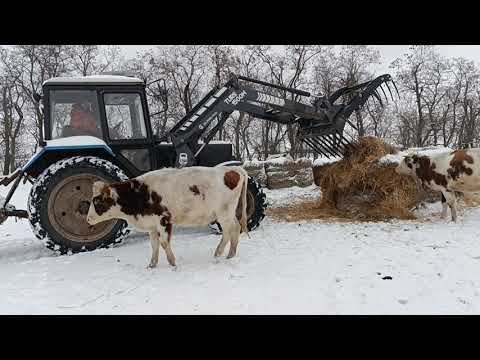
43, 75, 145, 86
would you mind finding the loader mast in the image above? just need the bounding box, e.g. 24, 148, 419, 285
163, 73, 398, 166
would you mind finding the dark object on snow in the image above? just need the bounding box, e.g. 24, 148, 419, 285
382, 276, 393, 280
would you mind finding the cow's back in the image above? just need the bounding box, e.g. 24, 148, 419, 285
446, 149, 480, 192
426, 149, 480, 192
139, 166, 245, 226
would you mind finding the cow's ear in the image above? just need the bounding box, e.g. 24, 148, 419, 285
92, 181, 106, 195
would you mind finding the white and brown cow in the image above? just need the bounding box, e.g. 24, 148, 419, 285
396, 149, 480, 222
86, 166, 248, 268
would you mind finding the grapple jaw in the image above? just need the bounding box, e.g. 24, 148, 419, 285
298, 74, 399, 158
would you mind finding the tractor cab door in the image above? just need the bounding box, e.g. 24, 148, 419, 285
100, 91, 155, 176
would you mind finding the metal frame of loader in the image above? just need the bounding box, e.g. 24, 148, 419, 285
163, 73, 398, 168
0, 72, 398, 227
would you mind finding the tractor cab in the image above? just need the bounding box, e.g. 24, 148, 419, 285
39, 74, 235, 178
42, 75, 155, 176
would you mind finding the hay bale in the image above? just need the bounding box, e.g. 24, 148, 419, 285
265, 156, 313, 189
243, 160, 267, 187
317, 136, 426, 220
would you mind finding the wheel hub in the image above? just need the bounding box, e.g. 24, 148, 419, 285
47, 174, 117, 243
77, 200, 90, 215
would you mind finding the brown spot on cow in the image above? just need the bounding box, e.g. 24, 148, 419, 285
190, 185, 205, 200
110, 179, 168, 219
412, 155, 448, 187
447, 150, 474, 181
190, 185, 200, 195
160, 211, 172, 241
224, 170, 240, 190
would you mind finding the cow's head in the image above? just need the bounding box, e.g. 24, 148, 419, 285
86, 181, 120, 225
395, 154, 419, 176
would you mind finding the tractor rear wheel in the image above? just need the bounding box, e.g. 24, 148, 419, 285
28, 156, 130, 254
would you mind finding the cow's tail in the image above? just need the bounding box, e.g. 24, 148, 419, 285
240, 168, 249, 238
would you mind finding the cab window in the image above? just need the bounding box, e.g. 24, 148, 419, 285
104, 93, 147, 140
49, 90, 102, 139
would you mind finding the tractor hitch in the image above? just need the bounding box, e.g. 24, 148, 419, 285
0, 170, 30, 225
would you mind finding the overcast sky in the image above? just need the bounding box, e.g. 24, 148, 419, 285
120, 45, 480, 75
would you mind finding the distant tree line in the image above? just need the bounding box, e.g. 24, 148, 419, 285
1, 44, 479, 174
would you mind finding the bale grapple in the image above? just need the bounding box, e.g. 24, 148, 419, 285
295, 74, 399, 158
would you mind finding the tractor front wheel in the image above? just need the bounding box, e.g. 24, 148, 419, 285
28, 156, 130, 254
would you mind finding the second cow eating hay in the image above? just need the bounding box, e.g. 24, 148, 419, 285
87, 166, 248, 268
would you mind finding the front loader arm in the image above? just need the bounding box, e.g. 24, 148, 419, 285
165, 73, 398, 166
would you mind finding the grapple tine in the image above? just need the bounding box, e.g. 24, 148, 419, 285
302, 138, 326, 158
379, 84, 389, 103
392, 79, 400, 99
372, 90, 384, 107
314, 136, 341, 157
304, 138, 330, 159
342, 132, 357, 150
332, 131, 352, 149
323, 134, 344, 157
304, 137, 328, 158
317, 137, 341, 158
384, 81, 394, 101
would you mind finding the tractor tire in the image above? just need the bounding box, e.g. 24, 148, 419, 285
209, 176, 267, 234
28, 156, 131, 254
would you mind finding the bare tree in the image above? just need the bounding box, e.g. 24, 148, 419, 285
391, 45, 442, 147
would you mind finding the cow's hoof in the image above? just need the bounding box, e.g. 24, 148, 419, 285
147, 262, 157, 269
171, 265, 178, 272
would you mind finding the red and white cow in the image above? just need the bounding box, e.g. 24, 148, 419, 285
396, 149, 480, 222
86, 166, 248, 268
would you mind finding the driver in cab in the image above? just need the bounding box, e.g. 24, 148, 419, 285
62, 103, 102, 138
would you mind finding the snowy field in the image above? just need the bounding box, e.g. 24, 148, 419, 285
2, 182, 480, 314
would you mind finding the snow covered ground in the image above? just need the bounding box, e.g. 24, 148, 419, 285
2, 182, 480, 314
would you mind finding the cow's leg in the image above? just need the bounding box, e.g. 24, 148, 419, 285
444, 190, 458, 222
440, 192, 448, 219
214, 232, 229, 257
158, 228, 176, 267
227, 220, 241, 259
214, 218, 231, 258
148, 231, 160, 268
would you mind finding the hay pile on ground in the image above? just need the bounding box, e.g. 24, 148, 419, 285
316, 136, 425, 220
268, 136, 429, 222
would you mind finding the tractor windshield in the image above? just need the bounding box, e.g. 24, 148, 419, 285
49, 90, 102, 140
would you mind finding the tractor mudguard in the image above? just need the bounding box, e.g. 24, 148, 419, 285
22, 136, 117, 178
